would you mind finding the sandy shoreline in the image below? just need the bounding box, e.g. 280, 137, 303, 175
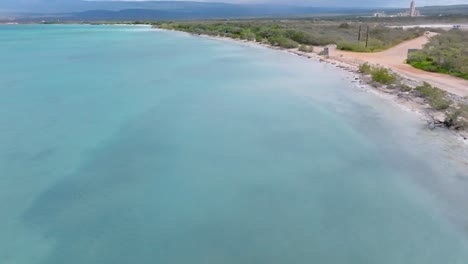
154, 27, 468, 142
6, 23, 465, 142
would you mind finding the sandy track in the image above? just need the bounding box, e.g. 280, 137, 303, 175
328, 33, 468, 97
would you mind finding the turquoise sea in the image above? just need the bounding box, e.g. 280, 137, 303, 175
1, 24, 468, 263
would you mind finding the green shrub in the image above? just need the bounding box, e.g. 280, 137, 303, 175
359, 63, 372, 74
229, 27, 243, 34
445, 104, 468, 129
407, 30, 468, 80
415, 82, 445, 98
269, 36, 299, 49
415, 82, 452, 110
367, 38, 385, 51
371, 68, 396, 84
338, 39, 385, 52
398, 84, 413, 92
298, 45, 313, 53
285, 30, 317, 45
338, 23, 351, 29
159, 20, 426, 53
430, 97, 452, 110
240, 30, 256, 41
255, 34, 264, 42
337, 41, 369, 52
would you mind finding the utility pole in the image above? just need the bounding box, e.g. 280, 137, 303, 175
358, 25, 361, 41
365, 26, 369, 48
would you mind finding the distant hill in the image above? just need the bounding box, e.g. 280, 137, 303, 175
0, 1, 369, 15
2, 1, 372, 22
65, 6, 374, 21
419, 4, 468, 15
1, 1, 467, 22
381, 4, 468, 16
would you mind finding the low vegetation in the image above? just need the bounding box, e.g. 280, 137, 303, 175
407, 30, 468, 80
153, 20, 427, 52
268, 36, 299, 48
298, 45, 313, 53
145, 18, 468, 131
337, 41, 370, 52
370, 67, 397, 84
445, 104, 468, 130
414, 82, 451, 110
359, 64, 398, 85
358, 62, 373, 74
338, 26, 426, 52
359, 64, 468, 130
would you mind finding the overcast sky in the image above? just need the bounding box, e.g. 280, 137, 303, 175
5, 0, 468, 6
87, 0, 467, 6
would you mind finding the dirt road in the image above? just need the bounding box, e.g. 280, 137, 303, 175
328, 33, 468, 97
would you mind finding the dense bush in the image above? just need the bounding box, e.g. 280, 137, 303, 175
338, 23, 351, 29
399, 84, 413, 92
414, 82, 452, 110
369, 26, 424, 47
154, 20, 425, 53
445, 104, 468, 130
359, 64, 413, 91
298, 45, 313, 52
240, 29, 256, 41
269, 36, 299, 49
358, 64, 397, 84
407, 30, 468, 80
337, 41, 370, 52
284, 30, 317, 45
371, 68, 396, 84
336, 26, 425, 52
366, 38, 385, 51
359, 63, 372, 74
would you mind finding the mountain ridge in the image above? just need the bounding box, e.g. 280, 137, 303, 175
1, 1, 467, 21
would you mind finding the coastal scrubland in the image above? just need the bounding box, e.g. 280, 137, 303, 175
407, 30, 468, 80
150, 18, 468, 132
153, 20, 428, 52
359, 63, 468, 130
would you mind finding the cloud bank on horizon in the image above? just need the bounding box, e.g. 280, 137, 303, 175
1, 0, 466, 14
4, 0, 468, 7
88, 0, 466, 4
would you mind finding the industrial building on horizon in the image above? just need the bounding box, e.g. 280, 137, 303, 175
407, 1, 421, 17
374, 0, 421, 18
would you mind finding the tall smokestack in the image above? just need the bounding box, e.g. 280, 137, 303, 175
410, 1, 416, 17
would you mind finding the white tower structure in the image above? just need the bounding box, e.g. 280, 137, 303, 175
409, 1, 417, 17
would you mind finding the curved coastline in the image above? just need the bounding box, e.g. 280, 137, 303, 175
153, 27, 468, 143
1, 24, 468, 263
151, 27, 468, 229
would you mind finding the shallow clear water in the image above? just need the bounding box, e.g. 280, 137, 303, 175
1, 24, 468, 264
